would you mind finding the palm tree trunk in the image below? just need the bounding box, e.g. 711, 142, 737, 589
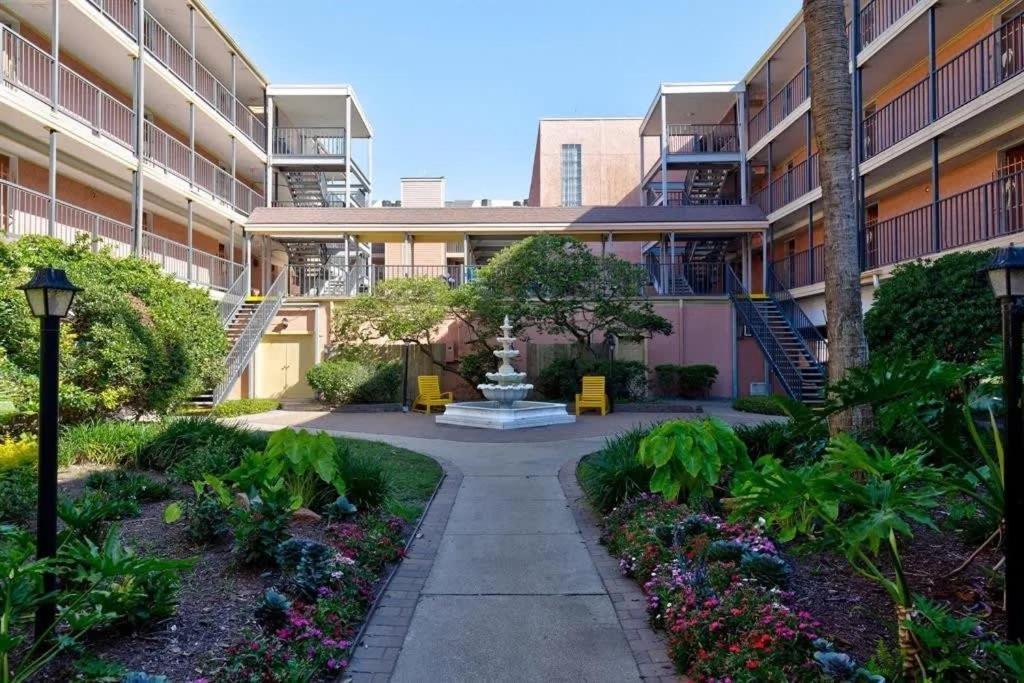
803, 0, 872, 434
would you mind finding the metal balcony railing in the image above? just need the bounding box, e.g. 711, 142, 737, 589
273, 128, 347, 157
864, 167, 1024, 270
863, 11, 1024, 160
141, 12, 266, 151
641, 258, 726, 296
0, 179, 241, 291
772, 244, 825, 290
1, 27, 135, 150
748, 67, 808, 146
663, 191, 742, 207
859, 0, 923, 49
755, 154, 820, 215
83, 0, 138, 37
666, 124, 740, 154
142, 120, 264, 216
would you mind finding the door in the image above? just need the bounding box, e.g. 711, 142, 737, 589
256, 335, 316, 400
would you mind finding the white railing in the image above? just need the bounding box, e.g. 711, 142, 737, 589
0, 27, 135, 150
142, 12, 266, 151
217, 267, 249, 323
212, 270, 286, 405
0, 179, 239, 291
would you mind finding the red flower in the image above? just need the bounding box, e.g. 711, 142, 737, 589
745, 659, 760, 670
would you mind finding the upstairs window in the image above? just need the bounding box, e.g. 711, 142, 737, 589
561, 144, 582, 207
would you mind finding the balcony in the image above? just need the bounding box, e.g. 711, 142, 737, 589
772, 244, 824, 290
287, 263, 480, 297
1, 26, 135, 150
859, 0, 924, 51
83, 0, 137, 38
748, 67, 808, 148
862, 11, 1024, 161
666, 124, 740, 155
273, 128, 347, 157
143, 121, 264, 216
753, 154, 820, 215
0, 178, 242, 291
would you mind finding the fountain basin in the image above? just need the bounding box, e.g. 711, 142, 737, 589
435, 400, 576, 430
479, 383, 532, 404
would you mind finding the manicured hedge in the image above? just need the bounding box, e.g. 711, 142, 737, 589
732, 395, 788, 415
536, 357, 648, 402
653, 364, 719, 398
306, 359, 402, 406
209, 398, 281, 417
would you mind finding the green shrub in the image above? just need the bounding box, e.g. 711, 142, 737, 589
58, 492, 140, 543
338, 450, 393, 511
678, 364, 719, 397
865, 250, 999, 364
536, 357, 648, 401
137, 417, 266, 479
732, 395, 788, 415
306, 359, 402, 406
653, 364, 680, 397
184, 483, 230, 546
578, 425, 652, 513
0, 465, 36, 525
0, 236, 227, 421
229, 482, 293, 566
59, 421, 162, 467
210, 398, 281, 418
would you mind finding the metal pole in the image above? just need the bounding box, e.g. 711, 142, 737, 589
928, 6, 937, 123
189, 4, 196, 89
265, 94, 274, 206
186, 199, 193, 283
737, 91, 749, 205
230, 53, 237, 125
659, 93, 668, 204
228, 221, 235, 273
639, 133, 646, 206
367, 137, 373, 206
50, 0, 59, 110
1004, 299, 1024, 642
189, 102, 195, 187
243, 233, 252, 294
932, 138, 940, 253
48, 130, 57, 238
34, 314, 60, 640
133, 0, 145, 254
231, 137, 237, 208
345, 96, 352, 205
401, 342, 410, 411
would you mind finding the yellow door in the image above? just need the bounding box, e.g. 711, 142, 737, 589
256, 334, 316, 400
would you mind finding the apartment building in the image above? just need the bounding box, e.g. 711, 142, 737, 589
0, 0, 372, 402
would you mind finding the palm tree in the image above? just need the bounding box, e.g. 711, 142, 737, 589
803, 0, 871, 434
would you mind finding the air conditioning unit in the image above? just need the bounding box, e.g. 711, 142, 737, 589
749, 382, 770, 396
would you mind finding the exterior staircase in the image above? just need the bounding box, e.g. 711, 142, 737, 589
726, 265, 826, 404
684, 167, 732, 205
283, 170, 329, 207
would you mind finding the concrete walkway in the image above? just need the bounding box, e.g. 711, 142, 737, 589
231, 409, 767, 682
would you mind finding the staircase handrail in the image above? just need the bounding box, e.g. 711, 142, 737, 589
212, 270, 286, 405
765, 265, 828, 366
643, 251, 662, 294
217, 267, 249, 324
725, 266, 804, 399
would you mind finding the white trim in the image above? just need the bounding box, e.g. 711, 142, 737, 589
747, 98, 811, 159
857, 0, 940, 68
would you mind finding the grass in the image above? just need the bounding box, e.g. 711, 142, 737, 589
577, 425, 652, 513
59, 420, 164, 467
333, 436, 443, 520
210, 399, 282, 418
732, 395, 788, 416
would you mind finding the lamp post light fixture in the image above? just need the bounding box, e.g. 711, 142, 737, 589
401, 338, 413, 413
985, 245, 1024, 642
18, 267, 81, 640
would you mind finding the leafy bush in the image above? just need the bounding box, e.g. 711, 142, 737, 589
338, 450, 393, 510
536, 357, 648, 402
865, 250, 999, 364
578, 425, 652, 513
58, 528, 194, 631
228, 481, 294, 566
637, 418, 750, 503
59, 421, 162, 467
0, 236, 227, 421
732, 394, 787, 415
137, 417, 266, 479
210, 398, 281, 418
85, 470, 173, 503
654, 364, 719, 398
183, 483, 230, 546
306, 359, 402, 406
0, 464, 36, 525
58, 492, 140, 543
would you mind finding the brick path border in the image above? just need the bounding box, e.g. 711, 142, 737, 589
346, 458, 463, 682
559, 456, 682, 682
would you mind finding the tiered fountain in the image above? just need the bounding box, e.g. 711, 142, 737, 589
436, 316, 576, 430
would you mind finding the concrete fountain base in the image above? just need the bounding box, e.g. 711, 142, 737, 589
435, 400, 576, 430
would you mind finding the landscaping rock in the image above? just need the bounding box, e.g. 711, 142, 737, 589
292, 507, 322, 524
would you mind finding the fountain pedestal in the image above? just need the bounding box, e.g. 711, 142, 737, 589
435, 315, 576, 430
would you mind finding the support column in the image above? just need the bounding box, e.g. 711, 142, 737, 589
640, 134, 647, 206
737, 91, 749, 205
404, 232, 413, 274
761, 230, 768, 293
231, 137, 237, 207
659, 93, 668, 204
189, 4, 196, 89
765, 59, 772, 129
807, 202, 815, 279
344, 97, 352, 206
47, 130, 57, 237
367, 137, 373, 206
230, 52, 237, 124
243, 233, 252, 294
228, 221, 235, 273
132, 0, 145, 256
188, 102, 195, 187
186, 199, 194, 283
265, 94, 274, 206
50, 0, 59, 110
932, 138, 941, 252
262, 236, 270, 293
927, 6, 937, 123
805, 112, 813, 188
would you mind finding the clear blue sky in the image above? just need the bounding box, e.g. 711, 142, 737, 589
205, 0, 801, 202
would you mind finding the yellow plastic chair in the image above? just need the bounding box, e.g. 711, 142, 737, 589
412, 375, 454, 414
575, 376, 609, 416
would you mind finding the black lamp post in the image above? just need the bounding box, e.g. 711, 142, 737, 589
18, 267, 81, 640
401, 339, 412, 412
985, 246, 1024, 642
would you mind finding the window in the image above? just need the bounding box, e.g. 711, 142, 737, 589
560, 144, 582, 207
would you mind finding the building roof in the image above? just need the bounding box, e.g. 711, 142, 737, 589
245, 205, 768, 240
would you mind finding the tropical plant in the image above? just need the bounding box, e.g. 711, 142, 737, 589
637, 418, 750, 503
228, 480, 295, 566
58, 492, 140, 543
178, 481, 230, 546
729, 434, 949, 674
578, 425, 652, 513
803, 0, 871, 435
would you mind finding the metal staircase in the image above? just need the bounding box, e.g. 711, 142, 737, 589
684, 167, 732, 205
283, 170, 329, 207
726, 265, 826, 404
